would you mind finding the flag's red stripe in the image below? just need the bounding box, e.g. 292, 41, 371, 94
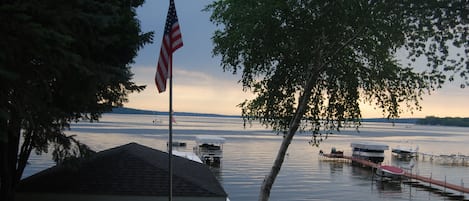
155, 0, 183, 93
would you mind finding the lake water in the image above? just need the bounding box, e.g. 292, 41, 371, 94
24, 114, 469, 201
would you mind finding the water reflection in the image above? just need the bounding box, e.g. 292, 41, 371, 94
329, 161, 344, 174
351, 166, 374, 180
22, 114, 469, 201
209, 166, 223, 182
403, 181, 469, 201
375, 180, 402, 192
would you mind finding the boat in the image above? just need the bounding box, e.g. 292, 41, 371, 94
391, 145, 418, 159
193, 135, 225, 166
351, 142, 389, 164
167, 141, 187, 147
319, 147, 344, 158
166, 141, 187, 152
375, 165, 405, 182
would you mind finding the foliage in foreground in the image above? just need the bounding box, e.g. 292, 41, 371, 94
206, 1, 468, 201
0, 0, 152, 200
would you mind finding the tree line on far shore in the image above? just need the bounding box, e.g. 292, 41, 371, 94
416, 116, 469, 127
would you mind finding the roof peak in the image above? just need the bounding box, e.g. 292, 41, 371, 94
18, 142, 227, 197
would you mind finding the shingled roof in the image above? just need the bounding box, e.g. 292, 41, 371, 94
17, 143, 227, 198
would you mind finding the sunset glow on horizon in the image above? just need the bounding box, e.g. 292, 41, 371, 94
125, 1, 469, 118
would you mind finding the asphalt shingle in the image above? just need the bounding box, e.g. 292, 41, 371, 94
17, 143, 227, 198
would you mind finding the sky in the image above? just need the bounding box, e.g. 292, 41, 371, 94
124, 0, 468, 118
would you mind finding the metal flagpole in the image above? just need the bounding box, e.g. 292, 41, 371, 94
156, 0, 182, 199
169, 56, 173, 201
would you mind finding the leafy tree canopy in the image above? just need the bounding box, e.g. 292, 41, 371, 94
207, 0, 468, 133
206, 1, 468, 201
0, 0, 152, 200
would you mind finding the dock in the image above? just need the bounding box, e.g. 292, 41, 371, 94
404, 172, 469, 193
320, 154, 469, 194
418, 152, 469, 166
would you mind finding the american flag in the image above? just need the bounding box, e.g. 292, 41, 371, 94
155, 0, 183, 93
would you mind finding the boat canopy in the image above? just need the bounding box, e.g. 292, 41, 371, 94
392, 145, 418, 153
351, 142, 388, 150
195, 135, 226, 144
173, 151, 203, 163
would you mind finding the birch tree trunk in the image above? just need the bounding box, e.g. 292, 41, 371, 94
257, 30, 363, 201
258, 74, 317, 201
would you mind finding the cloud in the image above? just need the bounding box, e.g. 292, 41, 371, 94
129, 65, 468, 117
130, 0, 468, 118
125, 65, 253, 115
359, 83, 469, 118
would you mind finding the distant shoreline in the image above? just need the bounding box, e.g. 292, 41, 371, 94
110, 107, 468, 127
416, 116, 469, 127
110, 107, 241, 118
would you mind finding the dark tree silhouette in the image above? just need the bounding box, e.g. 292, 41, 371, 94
0, 0, 152, 200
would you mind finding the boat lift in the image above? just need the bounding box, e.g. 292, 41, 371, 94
193, 135, 225, 166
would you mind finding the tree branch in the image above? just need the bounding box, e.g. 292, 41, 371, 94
258, 25, 367, 201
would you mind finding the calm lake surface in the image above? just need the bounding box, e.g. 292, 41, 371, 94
24, 114, 469, 201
